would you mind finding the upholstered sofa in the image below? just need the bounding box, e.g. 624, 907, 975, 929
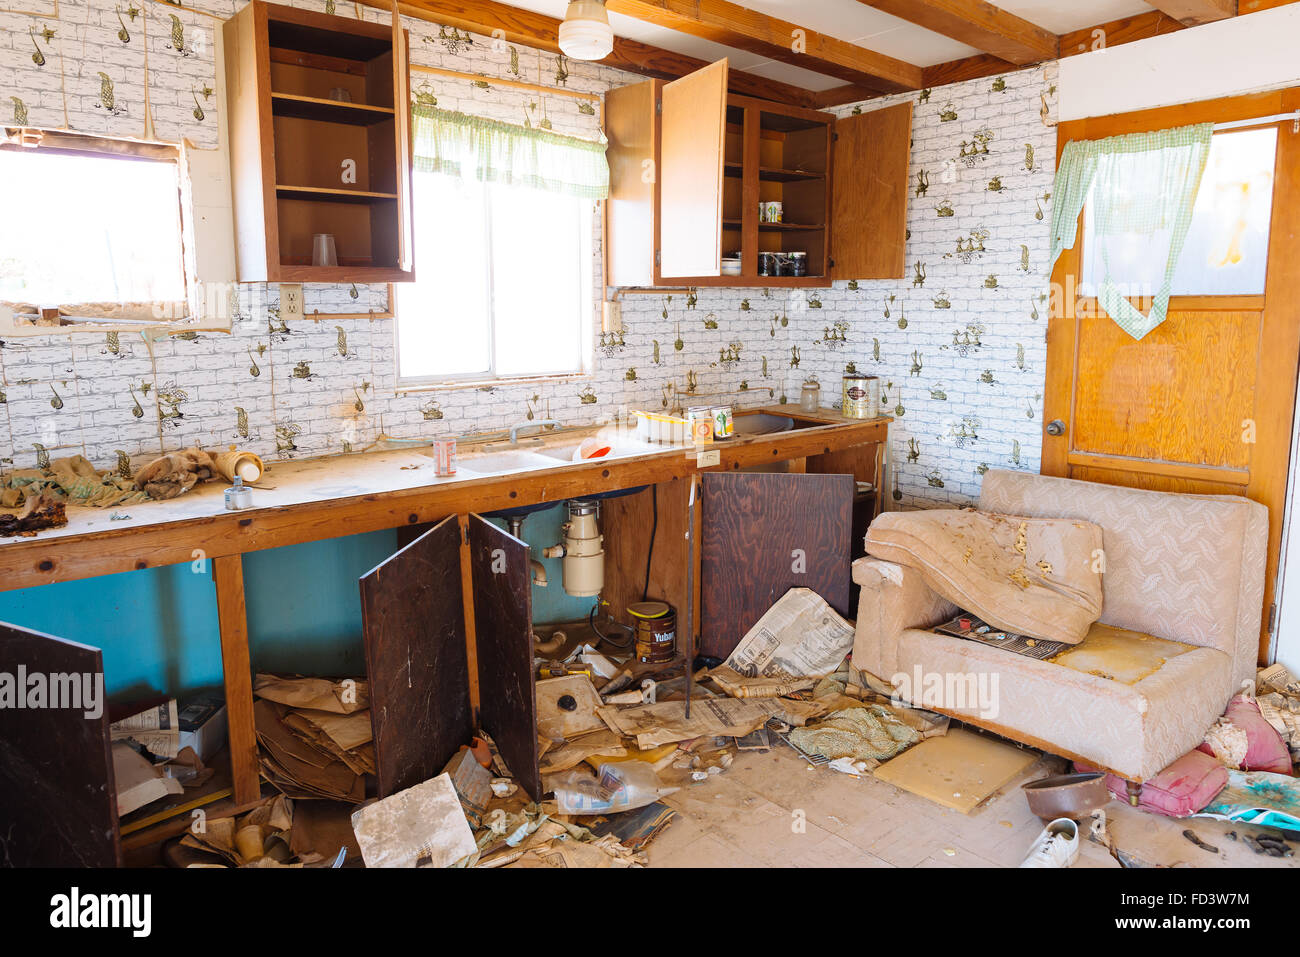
851, 470, 1267, 790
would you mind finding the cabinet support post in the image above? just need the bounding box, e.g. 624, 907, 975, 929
213, 554, 260, 805
457, 514, 482, 721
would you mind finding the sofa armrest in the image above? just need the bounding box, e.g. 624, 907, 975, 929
852, 557, 959, 682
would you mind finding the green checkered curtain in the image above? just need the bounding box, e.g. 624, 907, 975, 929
1049, 123, 1213, 340
411, 105, 609, 200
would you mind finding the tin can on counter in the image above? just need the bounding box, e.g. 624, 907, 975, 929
711, 405, 734, 439
687, 407, 714, 444
431, 438, 457, 476
629, 601, 677, 663
841, 374, 879, 419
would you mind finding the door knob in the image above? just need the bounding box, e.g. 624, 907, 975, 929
1046, 419, 1066, 436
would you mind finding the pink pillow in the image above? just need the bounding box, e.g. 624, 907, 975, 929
1196, 692, 1292, 775
1075, 750, 1227, 817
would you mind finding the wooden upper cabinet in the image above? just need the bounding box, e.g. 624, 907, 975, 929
223, 0, 415, 283
830, 102, 913, 281
604, 61, 911, 288
658, 59, 729, 279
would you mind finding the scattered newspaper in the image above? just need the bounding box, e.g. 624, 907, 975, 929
709, 588, 855, 698
598, 696, 822, 749
111, 699, 181, 759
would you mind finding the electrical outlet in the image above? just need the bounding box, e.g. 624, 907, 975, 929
696, 449, 720, 468
280, 283, 304, 322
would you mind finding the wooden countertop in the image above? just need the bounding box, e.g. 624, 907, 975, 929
0, 406, 888, 590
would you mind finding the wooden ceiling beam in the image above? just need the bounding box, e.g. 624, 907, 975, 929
378, 0, 820, 106
853, 0, 1058, 65
1144, 0, 1237, 25
604, 0, 923, 92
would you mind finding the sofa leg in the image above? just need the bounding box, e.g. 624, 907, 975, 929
1126, 780, 1142, 807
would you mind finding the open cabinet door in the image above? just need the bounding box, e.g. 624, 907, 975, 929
361, 515, 472, 798
0, 622, 120, 866
658, 59, 728, 279
830, 101, 912, 280
699, 472, 854, 660
467, 515, 541, 801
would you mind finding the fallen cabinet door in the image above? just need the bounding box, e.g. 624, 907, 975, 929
360, 515, 472, 798
0, 621, 120, 866
699, 472, 854, 660
468, 514, 541, 801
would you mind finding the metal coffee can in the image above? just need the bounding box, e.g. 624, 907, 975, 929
711, 405, 733, 439
841, 374, 879, 419
432, 438, 457, 476
687, 407, 714, 444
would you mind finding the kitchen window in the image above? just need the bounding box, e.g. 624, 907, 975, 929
394, 105, 607, 387
396, 172, 593, 384
0, 129, 192, 325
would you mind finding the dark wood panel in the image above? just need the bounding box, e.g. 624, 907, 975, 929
699, 472, 854, 659
360, 515, 471, 798
468, 515, 540, 801
0, 622, 120, 866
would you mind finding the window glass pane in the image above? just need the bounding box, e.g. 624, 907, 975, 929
0, 149, 185, 304
396, 172, 491, 379
489, 184, 589, 377
1081, 127, 1276, 297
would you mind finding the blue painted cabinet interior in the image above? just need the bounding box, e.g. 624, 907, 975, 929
0, 510, 593, 702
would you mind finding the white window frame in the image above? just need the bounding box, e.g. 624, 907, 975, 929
394, 176, 594, 390
0, 127, 216, 337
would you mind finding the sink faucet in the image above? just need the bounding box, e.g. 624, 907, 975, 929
509, 420, 560, 445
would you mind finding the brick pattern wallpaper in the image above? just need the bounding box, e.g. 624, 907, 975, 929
0, 0, 1059, 508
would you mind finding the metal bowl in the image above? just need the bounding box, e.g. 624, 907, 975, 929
1022, 772, 1109, 820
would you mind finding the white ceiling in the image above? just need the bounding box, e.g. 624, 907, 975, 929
510, 0, 1158, 91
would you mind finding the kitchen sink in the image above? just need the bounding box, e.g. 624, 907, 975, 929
457, 449, 558, 474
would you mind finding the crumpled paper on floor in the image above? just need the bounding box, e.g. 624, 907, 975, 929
598, 696, 823, 749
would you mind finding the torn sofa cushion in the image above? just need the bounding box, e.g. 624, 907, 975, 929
865, 509, 1104, 646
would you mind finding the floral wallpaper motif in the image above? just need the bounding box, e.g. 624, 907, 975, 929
0, 0, 1058, 511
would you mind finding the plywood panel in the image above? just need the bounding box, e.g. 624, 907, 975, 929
1072, 310, 1259, 468
360, 515, 471, 798
658, 59, 728, 278
873, 727, 1038, 814
699, 471, 853, 660
469, 515, 540, 800
0, 622, 119, 866
830, 101, 912, 280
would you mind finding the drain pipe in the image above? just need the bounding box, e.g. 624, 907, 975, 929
507, 514, 563, 654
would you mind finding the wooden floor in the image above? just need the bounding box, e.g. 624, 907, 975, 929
645, 737, 1300, 868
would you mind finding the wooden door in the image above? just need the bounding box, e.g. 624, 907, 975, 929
830, 101, 912, 280
0, 622, 120, 866
657, 59, 728, 279
360, 515, 472, 798
467, 515, 540, 801
1045, 89, 1300, 663
698, 472, 854, 660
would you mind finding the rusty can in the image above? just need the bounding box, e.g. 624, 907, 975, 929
841, 374, 879, 419
432, 438, 457, 476
629, 601, 676, 663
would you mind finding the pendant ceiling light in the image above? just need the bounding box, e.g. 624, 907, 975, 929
559, 0, 613, 61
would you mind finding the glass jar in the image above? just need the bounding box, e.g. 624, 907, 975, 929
799, 378, 820, 413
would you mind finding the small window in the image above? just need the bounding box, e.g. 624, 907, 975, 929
395, 171, 592, 384
0, 130, 190, 322
1081, 126, 1278, 297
